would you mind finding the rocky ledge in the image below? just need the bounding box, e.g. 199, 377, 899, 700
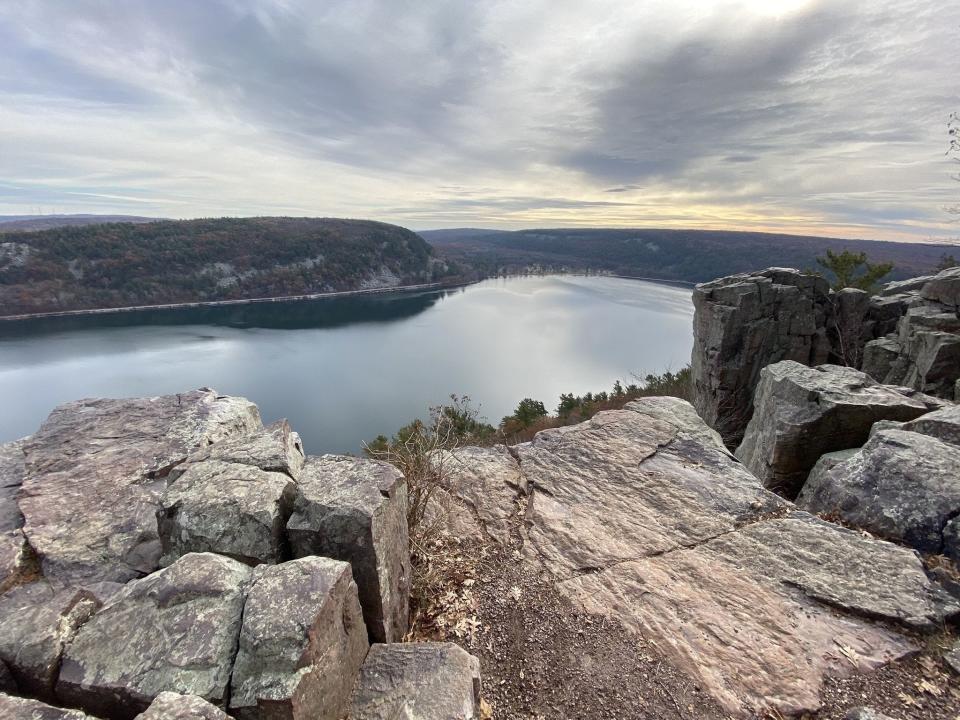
0, 390, 480, 720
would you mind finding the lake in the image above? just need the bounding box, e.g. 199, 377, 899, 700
0, 275, 694, 454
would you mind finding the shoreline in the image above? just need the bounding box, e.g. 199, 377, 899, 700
0, 280, 470, 322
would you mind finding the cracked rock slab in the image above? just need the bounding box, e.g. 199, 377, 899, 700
560, 512, 936, 717
19, 390, 262, 585
349, 642, 482, 720
57, 553, 251, 719
516, 402, 786, 578
0, 582, 101, 699
735, 361, 929, 497
0, 693, 98, 720
287, 455, 410, 643
229, 557, 369, 720
798, 427, 960, 557
0, 438, 26, 533
158, 460, 297, 566
135, 692, 231, 720
167, 420, 304, 483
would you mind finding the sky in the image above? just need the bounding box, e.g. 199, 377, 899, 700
0, 0, 958, 242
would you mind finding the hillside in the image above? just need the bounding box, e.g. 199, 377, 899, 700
426, 227, 959, 282
0, 214, 158, 233
0, 217, 460, 316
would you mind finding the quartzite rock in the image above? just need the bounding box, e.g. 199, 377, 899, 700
58, 553, 251, 719
0, 439, 25, 534
0, 693, 97, 720
0, 582, 100, 698
845, 709, 899, 720
349, 643, 482, 720
287, 455, 410, 643
429, 445, 524, 543
19, 390, 261, 585
734, 362, 929, 497
921, 265, 960, 308
0, 529, 30, 593
167, 420, 304, 483
158, 460, 297, 566
229, 557, 369, 720
899, 403, 960, 446
798, 428, 960, 557
516, 401, 786, 578
691, 268, 833, 445
136, 692, 231, 720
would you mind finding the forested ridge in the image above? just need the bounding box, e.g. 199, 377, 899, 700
0, 217, 461, 315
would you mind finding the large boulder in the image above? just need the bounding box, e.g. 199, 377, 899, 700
734, 362, 930, 497
19, 391, 261, 585
57, 553, 251, 719
158, 460, 297, 567
136, 692, 231, 720
287, 455, 410, 643
349, 643, 482, 720
0, 693, 97, 720
691, 268, 833, 445
798, 427, 960, 558
921, 265, 960, 308
0, 583, 100, 698
229, 557, 369, 720
899, 403, 960, 446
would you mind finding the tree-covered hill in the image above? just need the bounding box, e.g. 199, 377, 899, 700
426, 227, 958, 282
0, 217, 460, 316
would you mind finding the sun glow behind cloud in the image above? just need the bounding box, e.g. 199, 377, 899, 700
0, 0, 957, 242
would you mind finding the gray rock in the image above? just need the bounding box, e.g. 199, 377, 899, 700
517, 398, 787, 579
158, 460, 297, 567
229, 557, 369, 720
0, 438, 26, 533
943, 517, 960, 564
167, 420, 304, 483
0, 693, 98, 720
735, 362, 929, 497
428, 445, 524, 544
899, 404, 960, 446
920, 266, 960, 308
58, 553, 251, 719
136, 692, 231, 720
287, 455, 410, 643
805, 449, 860, 492
20, 390, 262, 585
844, 708, 898, 720
691, 268, 833, 445
945, 640, 960, 675
349, 643, 481, 720
861, 336, 902, 383
798, 428, 960, 556
881, 276, 935, 296
0, 583, 101, 698
0, 659, 15, 693
0, 529, 31, 593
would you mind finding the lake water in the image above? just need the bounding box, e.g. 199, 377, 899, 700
0, 275, 694, 453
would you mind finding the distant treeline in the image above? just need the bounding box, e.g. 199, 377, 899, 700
0, 217, 468, 315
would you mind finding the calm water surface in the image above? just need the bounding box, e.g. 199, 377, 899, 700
0, 275, 693, 453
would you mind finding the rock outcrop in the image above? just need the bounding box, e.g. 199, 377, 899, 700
349, 643, 482, 720
230, 557, 368, 720
136, 692, 231, 720
19, 391, 262, 585
692, 266, 960, 445
734, 361, 930, 496
798, 426, 960, 559
0, 439, 25, 533
58, 553, 251, 718
287, 455, 410, 643
0, 693, 97, 719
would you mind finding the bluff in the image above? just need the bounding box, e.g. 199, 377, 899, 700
0, 217, 460, 316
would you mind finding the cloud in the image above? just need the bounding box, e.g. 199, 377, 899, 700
0, 0, 957, 241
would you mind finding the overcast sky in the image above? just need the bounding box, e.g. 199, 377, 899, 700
1, 0, 958, 241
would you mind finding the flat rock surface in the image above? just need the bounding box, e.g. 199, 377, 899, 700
0, 438, 26, 533
349, 643, 481, 720
735, 362, 929, 497
0, 582, 100, 698
230, 557, 368, 720
19, 390, 261, 585
136, 692, 231, 720
158, 460, 296, 566
0, 693, 97, 720
168, 420, 304, 482
58, 553, 251, 719
287, 455, 410, 643
798, 427, 960, 557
